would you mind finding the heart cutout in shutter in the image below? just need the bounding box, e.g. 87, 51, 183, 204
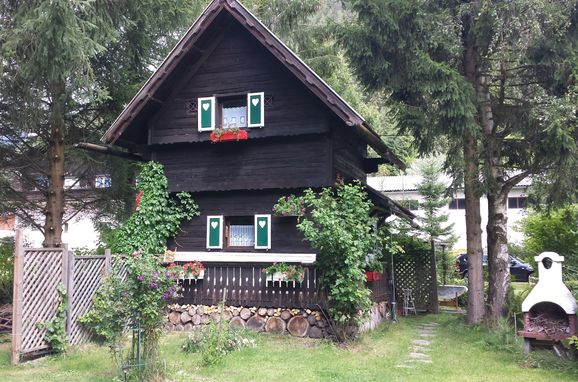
211, 221, 218, 229
252, 98, 260, 107
258, 220, 266, 228
202, 103, 210, 111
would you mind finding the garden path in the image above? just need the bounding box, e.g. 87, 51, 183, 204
396, 321, 439, 368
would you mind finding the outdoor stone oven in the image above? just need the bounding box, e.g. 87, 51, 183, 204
518, 252, 578, 353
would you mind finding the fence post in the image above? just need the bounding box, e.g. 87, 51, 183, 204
11, 229, 24, 365
104, 249, 111, 274
430, 240, 439, 313
65, 246, 75, 339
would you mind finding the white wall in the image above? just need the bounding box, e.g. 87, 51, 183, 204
369, 176, 529, 251
0, 214, 100, 250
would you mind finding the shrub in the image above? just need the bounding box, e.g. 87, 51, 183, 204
274, 181, 393, 340
182, 322, 256, 366
0, 237, 14, 304
82, 162, 197, 381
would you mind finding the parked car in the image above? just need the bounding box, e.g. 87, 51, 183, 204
455, 253, 534, 282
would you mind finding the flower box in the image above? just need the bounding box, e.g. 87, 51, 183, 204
182, 269, 204, 281
267, 272, 287, 283
365, 271, 383, 282
210, 129, 248, 143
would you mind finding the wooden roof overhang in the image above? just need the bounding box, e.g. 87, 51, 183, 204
366, 185, 417, 224
100, 0, 405, 170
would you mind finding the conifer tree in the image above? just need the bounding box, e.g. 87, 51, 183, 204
339, 0, 578, 322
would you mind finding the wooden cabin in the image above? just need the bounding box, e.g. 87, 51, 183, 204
100, 0, 413, 309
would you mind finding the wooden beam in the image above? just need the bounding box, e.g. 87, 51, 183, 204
74, 143, 144, 161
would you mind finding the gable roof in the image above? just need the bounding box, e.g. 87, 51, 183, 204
101, 0, 405, 169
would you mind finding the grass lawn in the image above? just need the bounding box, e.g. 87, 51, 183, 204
1, 313, 577, 381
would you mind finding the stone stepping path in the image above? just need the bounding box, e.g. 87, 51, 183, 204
396, 322, 438, 368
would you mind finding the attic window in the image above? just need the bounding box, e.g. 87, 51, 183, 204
220, 98, 247, 129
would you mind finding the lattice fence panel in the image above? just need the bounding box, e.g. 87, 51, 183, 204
68, 256, 106, 345
394, 250, 437, 312
15, 248, 65, 359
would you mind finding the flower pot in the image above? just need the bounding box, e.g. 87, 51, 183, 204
365, 271, 374, 282
210, 129, 248, 142
267, 272, 286, 283
365, 271, 383, 282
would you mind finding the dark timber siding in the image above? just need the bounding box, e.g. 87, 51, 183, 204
149, 21, 331, 145
171, 189, 312, 253
332, 123, 367, 182
153, 135, 332, 193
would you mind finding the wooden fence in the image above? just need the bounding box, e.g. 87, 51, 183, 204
11, 230, 116, 364
393, 248, 438, 313
11, 229, 391, 363
179, 263, 390, 309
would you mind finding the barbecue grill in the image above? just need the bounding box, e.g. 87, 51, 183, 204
517, 252, 578, 353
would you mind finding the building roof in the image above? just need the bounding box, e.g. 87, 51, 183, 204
368, 175, 532, 192
100, 0, 404, 169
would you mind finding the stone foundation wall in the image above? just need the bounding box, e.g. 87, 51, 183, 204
165, 301, 389, 338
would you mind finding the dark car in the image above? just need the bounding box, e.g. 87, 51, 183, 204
455, 253, 534, 282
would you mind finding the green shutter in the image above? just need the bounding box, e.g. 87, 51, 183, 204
254, 214, 271, 249
206, 215, 223, 249
198, 97, 215, 131
247, 92, 264, 127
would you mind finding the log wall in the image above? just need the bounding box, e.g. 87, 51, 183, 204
171, 189, 312, 253
154, 136, 332, 193
148, 21, 331, 145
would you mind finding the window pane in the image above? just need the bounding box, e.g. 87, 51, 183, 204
449, 199, 457, 209
508, 198, 518, 208
222, 98, 247, 129
229, 224, 254, 246
519, 197, 527, 208
458, 198, 466, 209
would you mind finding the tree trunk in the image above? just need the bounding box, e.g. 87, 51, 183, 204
462, 11, 485, 324
477, 70, 511, 322
43, 81, 66, 247
463, 134, 485, 324
486, 190, 510, 321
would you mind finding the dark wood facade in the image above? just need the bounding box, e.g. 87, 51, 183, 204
101, 0, 411, 274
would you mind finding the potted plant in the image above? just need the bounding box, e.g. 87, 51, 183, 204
263, 262, 305, 283
182, 260, 205, 280
210, 128, 249, 143
365, 260, 384, 282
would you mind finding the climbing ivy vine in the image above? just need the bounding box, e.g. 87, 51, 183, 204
109, 161, 199, 254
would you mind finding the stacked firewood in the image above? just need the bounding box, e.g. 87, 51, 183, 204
0, 304, 12, 333
526, 313, 570, 335
166, 304, 330, 338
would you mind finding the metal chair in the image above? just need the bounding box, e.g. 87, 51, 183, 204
402, 288, 417, 316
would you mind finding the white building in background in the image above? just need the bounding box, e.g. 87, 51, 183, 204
0, 213, 100, 249
0, 174, 111, 249
368, 175, 531, 250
